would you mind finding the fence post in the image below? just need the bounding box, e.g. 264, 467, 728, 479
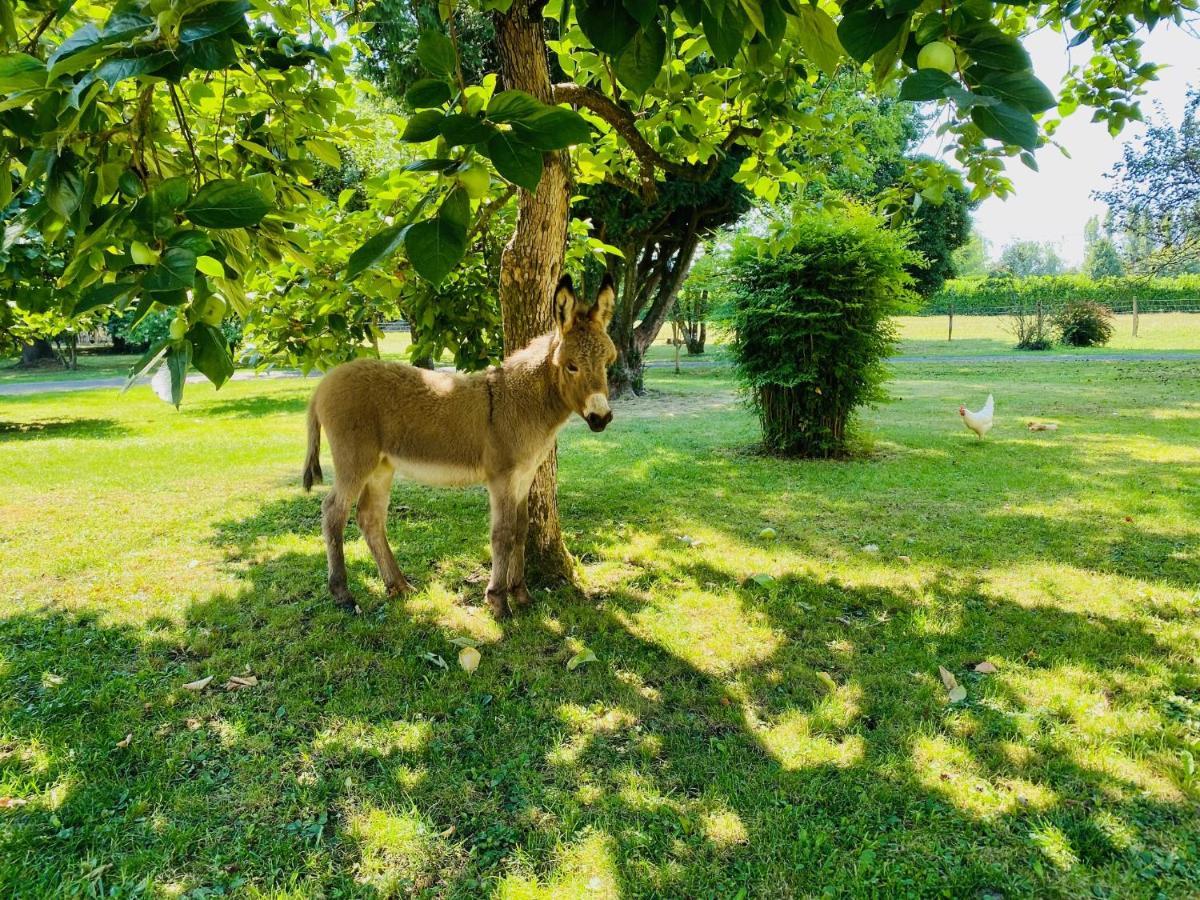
947, 300, 954, 341
1131, 294, 1139, 337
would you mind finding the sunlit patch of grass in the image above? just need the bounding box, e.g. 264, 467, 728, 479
497, 830, 620, 899
912, 735, 1058, 818
349, 805, 454, 893
701, 806, 748, 850
754, 708, 866, 770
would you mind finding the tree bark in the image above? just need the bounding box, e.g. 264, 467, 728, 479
18, 338, 56, 368
494, 0, 574, 583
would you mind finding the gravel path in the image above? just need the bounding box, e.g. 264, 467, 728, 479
3, 351, 1196, 397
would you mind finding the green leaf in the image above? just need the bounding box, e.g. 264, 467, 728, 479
402, 158, 459, 173
615, 21, 666, 94
307, 138, 342, 168
143, 247, 197, 293
439, 113, 495, 146
406, 78, 453, 109
958, 23, 1031, 71
189, 322, 235, 388
898, 69, 956, 101
971, 101, 1038, 150
794, 5, 843, 77
0, 53, 45, 92
167, 229, 213, 254
127, 338, 168, 383
405, 217, 467, 284
166, 342, 191, 408
345, 222, 408, 282
101, 10, 154, 42
93, 52, 174, 89
438, 184, 471, 233
46, 164, 84, 218
622, 0, 657, 26
402, 109, 445, 142
511, 108, 591, 150
416, 30, 456, 76
485, 131, 543, 191
153, 176, 192, 212
73, 281, 136, 315
186, 180, 270, 228
837, 8, 906, 63
701, 3, 744, 65
178, 0, 250, 43
195, 255, 225, 277
185, 35, 237, 71
974, 70, 1056, 113
566, 648, 597, 671
576, 0, 639, 55
486, 89, 547, 124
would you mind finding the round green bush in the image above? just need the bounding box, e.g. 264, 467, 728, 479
1055, 299, 1115, 347
728, 209, 919, 458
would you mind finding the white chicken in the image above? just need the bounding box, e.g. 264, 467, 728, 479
959, 394, 994, 438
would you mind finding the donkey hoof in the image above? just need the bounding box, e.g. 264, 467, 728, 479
486, 588, 510, 619
509, 583, 533, 609
387, 578, 415, 598
332, 589, 358, 613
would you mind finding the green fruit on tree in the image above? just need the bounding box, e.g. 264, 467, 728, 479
917, 41, 957, 74
130, 241, 158, 265
169, 317, 187, 341
201, 296, 226, 326
457, 163, 490, 199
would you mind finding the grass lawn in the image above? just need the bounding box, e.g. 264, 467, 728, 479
2, 350, 1199, 896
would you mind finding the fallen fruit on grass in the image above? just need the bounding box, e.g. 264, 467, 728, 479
918, 41, 956, 74
759, 527, 777, 540
458, 646, 481, 674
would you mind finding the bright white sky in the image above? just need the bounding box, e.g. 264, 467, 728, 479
921, 24, 1198, 266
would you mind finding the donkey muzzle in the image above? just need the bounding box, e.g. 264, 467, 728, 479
586, 411, 613, 432
583, 393, 612, 432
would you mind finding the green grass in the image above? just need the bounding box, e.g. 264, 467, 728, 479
2, 350, 1199, 896
896, 312, 1200, 358
0, 353, 140, 383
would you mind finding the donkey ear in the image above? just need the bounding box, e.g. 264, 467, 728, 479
553, 274, 577, 332
589, 273, 615, 327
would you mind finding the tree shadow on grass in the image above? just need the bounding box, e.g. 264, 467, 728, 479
2, 506, 1197, 896
197, 393, 310, 419
0, 417, 129, 441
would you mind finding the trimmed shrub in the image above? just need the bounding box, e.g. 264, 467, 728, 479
1055, 299, 1115, 346
927, 273, 1200, 316
728, 210, 919, 458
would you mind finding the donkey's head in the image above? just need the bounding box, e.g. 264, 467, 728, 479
552, 274, 617, 432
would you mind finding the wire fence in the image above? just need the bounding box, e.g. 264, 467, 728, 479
916, 300, 1200, 317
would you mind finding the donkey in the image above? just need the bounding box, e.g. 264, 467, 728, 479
302, 274, 617, 618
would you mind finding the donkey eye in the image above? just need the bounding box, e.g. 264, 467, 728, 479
566, 362, 580, 375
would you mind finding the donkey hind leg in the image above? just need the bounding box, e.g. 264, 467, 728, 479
357, 462, 413, 598
322, 445, 373, 611
485, 477, 521, 619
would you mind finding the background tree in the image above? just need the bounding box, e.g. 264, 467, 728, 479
997, 240, 1067, 276
1082, 215, 1125, 278
952, 229, 991, 276
1096, 87, 1200, 275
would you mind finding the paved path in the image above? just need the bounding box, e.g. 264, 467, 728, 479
3, 351, 1197, 397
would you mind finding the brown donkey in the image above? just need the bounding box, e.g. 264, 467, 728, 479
302, 275, 616, 617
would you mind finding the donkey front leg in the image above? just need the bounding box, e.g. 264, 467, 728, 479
486, 476, 528, 618
506, 492, 533, 610
357, 462, 413, 598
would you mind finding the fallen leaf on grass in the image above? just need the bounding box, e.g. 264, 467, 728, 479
748, 573, 775, 587
458, 646, 481, 674
677, 535, 703, 548
817, 671, 838, 693
862, 544, 880, 553
567, 649, 597, 671
115, 733, 133, 749
419, 652, 449, 671
974, 661, 998, 674
182, 675, 214, 692
185, 718, 203, 731
225, 675, 259, 691
938, 666, 958, 692
948, 685, 967, 703
440, 825, 456, 838
0, 797, 28, 808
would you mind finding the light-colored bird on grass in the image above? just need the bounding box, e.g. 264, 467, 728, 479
960, 394, 994, 438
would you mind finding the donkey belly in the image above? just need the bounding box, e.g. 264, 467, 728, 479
386, 454, 485, 488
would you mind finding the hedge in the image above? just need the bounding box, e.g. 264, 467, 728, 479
924, 274, 1200, 316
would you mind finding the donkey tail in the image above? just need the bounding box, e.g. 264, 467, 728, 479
302, 398, 323, 491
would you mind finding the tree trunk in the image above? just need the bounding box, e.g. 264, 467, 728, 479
18, 338, 56, 368
494, 0, 574, 583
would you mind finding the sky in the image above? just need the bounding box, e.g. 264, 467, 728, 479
921, 24, 1198, 266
